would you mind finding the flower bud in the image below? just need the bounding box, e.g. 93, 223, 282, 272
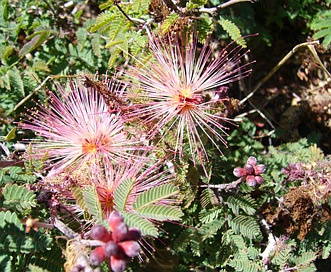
125, 228, 142, 241
244, 163, 255, 175
105, 241, 120, 257
110, 255, 127, 272
246, 156, 257, 166
119, 241, 140, 257
255, 175, 264, 184
89, 246, 107, 266
254, 164, 266, 175
246, 175, 257, 186
233, 167, 245, 177
108, 211, 124, 232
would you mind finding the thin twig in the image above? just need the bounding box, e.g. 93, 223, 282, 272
199, 0, 254, 14
239, 40, 320, 106
10, 74, 77, 114
114, 2, 145, 25
200, 178, 242, 191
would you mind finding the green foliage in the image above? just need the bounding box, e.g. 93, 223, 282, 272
133, 183, 179, 209
160, 13, 179, 34
122, 212, 158, 237
82, 185, 103, 222
2, 1, 331, 271
218, 16, 246, 47
0, 166, 37, 186
114, 177, 135, 212
0, 211, 53, 253
227, 195, 257, 216
228, 215, 262, 240
114, 178, 182, 235
3, 183, 37, 214
310, 10, 331, 48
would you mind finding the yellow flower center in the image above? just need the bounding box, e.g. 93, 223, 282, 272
82, 134, 110, 155
173, 88, 203, 114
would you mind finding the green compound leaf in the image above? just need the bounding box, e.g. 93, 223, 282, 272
71, 186, 86, 211
27, 264, 49, 272
114, 178, 135, 212
82, 185, 103, 222
293, 251, 317, 268
91, 33, 101, 57
160, 13, 179, 34
29, 244, 64, 272
228, 258, 262, 272
136, 204, 183, 221
3, 183, 37, 213
0, 211, 53, 253
200, 188, 219, 208
76, 27, 87, 51
7, 67, 24, 95
227, 195, 257, 216
199, 218, 225, 241
218, 16, 246, 48
310, 10, 331, 49
122, 212, 159, 237
133, 183, 179, 210
228, 215, 262, 240
0, 254, 12, 272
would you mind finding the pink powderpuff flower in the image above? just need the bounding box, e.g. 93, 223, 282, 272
20, 79, 141, 176
93, 154, 181, 219
124, 32, 253, 173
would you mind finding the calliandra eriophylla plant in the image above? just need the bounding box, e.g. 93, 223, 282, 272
124, 32, 253, 173
19, 76, 183, 235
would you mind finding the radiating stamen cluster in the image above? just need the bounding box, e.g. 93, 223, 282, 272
20, 81, 139, 176
124, 34, 253, 171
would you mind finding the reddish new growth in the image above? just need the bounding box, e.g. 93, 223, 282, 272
233, 156, 266, 186
88, 211, 141, 272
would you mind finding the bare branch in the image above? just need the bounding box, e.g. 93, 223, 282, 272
200, 178, 242, 191
199, 0, 254, 14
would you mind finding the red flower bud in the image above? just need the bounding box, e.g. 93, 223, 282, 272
125, 228, 142, 241
246, 175, 257, 186
254, 164, 266, 175
108, 211, 124, 232
105, 241, 120, 257
119, 241, 140, 257
244, 163, 255, 175
112, 222, 128, 242
233, 167, 245, 177
247, 156, 257, 166
90, 225, 112, 242
110, 255, 127, 272
255, 175, 264, 184
89, 246, 107, 266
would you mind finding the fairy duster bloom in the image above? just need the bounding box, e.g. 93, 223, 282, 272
125, 33, 253, 172
20, 79, 140, 176
93, 155, 180, 219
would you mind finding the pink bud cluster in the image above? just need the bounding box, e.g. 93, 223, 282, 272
89, 211, 141, 272
233, 156, 266, 186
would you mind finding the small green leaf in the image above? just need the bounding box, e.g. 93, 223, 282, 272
133, 183, 179, 210
137, 204, 183, 221
7, 67, 24, 95
19, 31, 51, 58
114, 178, 135, 212
3, 184, 37, 213
5, 127, 16, 141
82, 185, 103, 222
122, 212, 159, 237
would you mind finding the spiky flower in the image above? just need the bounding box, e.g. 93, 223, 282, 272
93, 155, 181, 220
125, 33, 253, 171
20, 80, 140, 176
